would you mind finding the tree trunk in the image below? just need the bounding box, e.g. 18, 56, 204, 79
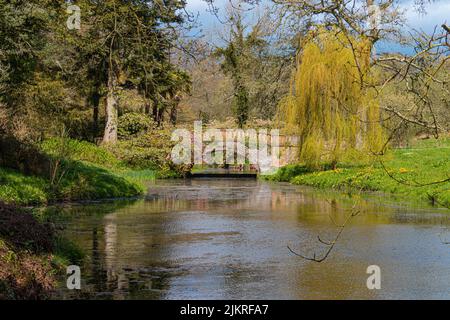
170, 103, 178, 125
91, 90, 100, 140
103, 72, 118, 144
152, 97, 163, 126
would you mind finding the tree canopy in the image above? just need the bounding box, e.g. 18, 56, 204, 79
278, 28, 384, 168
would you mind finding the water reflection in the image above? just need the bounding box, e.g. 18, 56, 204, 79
56, 179, 450, 299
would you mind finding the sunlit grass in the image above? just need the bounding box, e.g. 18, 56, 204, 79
266, 138, 450, 208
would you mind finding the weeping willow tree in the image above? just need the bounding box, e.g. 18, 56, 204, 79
278, 28, 384, 169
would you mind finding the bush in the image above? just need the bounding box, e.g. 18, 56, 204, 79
0, 202, 84, 300
263, 164, 313, 182
118, 112, 155, 139
107, 129, 191, 177
0, 241, 56, 300
0, 203, 57, 299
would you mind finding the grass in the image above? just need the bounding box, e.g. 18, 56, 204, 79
265, 138, 450, 208
119, 168, 157, 181
0, 168, 49, 205
0, 139, 158, 206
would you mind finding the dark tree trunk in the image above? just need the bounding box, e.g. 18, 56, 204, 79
152, 98, 163, 126
170, 103, 178, 125
91, 90, 100, 140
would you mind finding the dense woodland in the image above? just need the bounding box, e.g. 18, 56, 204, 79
0, 1, 447, 143
0, 1, 448, 140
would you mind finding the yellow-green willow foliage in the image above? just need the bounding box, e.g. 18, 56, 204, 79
278, 28, 384, 168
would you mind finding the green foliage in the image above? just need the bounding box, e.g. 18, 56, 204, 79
120, 169, 157, 182
41, 138, 142, 201
1, 0, 190, 142
0, 139, 145, 205
118, 112, 155, 139
263, 164, 313, 182
278, 28, 384, 168
0, 0, 53, 98
107, 129, 191, 177
0, 168, 48, 205
0, 164, 143, 206
61, 0, 190, 138
268, 138, 450, 207
41, 138, 122, 170
52, 161, 143, 201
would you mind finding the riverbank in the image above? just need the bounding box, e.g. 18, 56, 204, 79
0, 201, 84, 299
0, 135, 190, 299
0, 138, 182, 206
0, 137, 164, 299
265, 138, 450, 208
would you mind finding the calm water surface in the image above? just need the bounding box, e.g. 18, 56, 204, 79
56, 179, 450, 299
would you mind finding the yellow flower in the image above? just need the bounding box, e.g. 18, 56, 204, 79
399, 168, 409, 173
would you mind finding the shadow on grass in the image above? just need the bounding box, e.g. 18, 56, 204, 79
53, 160, 143, 202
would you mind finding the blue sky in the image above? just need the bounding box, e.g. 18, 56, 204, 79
185, 0, 449, 42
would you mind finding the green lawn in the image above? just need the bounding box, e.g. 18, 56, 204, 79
265, 138, 450, 208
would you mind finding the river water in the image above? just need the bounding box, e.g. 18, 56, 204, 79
56, 179, 450, 299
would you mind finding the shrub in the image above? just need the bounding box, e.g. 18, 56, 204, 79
0, 241, 56, 300
107, 129, 191, 177
118, 112, 155, 139
0, 203, 57, 299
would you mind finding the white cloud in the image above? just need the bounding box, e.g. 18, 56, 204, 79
402, 0, 450, 31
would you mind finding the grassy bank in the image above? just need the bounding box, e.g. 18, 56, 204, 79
0, 139, 159, 206
265, 138, 450, 208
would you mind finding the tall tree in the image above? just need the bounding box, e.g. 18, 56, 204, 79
213, 3, 294, 126
215, 5, 261, 128
65, 0, 189, 143
0, 0, 56, 137
278, 28, 384, 168
271, 0, 449, 139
